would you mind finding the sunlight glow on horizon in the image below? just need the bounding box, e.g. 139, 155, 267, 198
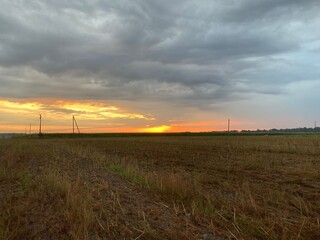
0, 98, 249, 133
138, 125, 171, 133
0, 121, 244, 134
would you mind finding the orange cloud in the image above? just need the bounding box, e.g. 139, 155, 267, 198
0, 100, 42, 114
0, 98, 154, 120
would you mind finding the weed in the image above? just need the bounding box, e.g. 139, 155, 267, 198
108, 163, 149, 187
18, 171, 33, 192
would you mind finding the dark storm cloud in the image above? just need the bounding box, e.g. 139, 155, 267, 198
0, 0, 319, 107
223, 0, 320, 22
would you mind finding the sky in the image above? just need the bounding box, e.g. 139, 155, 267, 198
0, 0, 320, 133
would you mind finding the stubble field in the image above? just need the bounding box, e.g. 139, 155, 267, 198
1, 135, 320, 239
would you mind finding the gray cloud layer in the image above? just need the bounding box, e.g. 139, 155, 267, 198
0, 0, 320, 110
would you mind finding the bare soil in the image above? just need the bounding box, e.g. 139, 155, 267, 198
0, 138, 220, 240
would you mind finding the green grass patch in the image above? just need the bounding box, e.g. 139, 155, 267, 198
18, 171, 33, 192
108, 163, 149, 187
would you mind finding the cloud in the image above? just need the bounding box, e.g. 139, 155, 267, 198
222, 0, 320, 23
0, 98, 154, 120
0, 0, 320, 128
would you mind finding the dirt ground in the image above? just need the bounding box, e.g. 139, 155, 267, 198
0, 138, 221, 240
1, 135, 320, 239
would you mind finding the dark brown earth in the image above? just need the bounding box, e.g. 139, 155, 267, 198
0, 139, 221, 240
2, 135, 320, 239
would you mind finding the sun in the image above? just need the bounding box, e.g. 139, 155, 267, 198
139, 125, 171, 133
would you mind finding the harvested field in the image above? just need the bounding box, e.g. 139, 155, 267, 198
1, 135, 320, 239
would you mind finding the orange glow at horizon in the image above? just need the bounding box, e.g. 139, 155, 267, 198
0, 98, 249, 133
138, 125, 171, 133
0, 121, 245, 134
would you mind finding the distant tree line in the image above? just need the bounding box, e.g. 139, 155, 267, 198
241, 127, 320, 133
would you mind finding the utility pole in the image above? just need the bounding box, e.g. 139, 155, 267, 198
73, 116, 80, 134
228, 119, 230, 132
39, 114, 42, 134
29, 123, 31, 134
315, 121, 317, 129
73, 116, 74, 134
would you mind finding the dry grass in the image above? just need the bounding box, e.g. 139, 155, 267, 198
0, 141, 101, 240
63, 135, 320, 239
0, 139, 211, 239
1, 135, 320, 239
39, 170, 96, 239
